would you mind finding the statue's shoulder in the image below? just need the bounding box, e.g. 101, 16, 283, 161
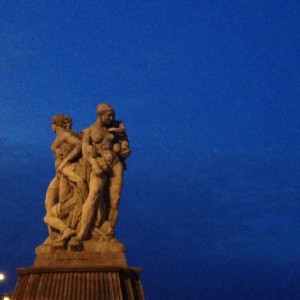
82, 124, 95, 134
80, 124, 97, 141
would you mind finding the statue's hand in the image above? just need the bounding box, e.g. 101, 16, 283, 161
98, 159, 109, 172
113, 143, 121, 153
120, 148, 131, 158
92, 164, 102, 176
108, 127, 117, 133
57, 164, 65, 173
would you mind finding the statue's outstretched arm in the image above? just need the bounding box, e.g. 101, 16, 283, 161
57, 131, 82, 172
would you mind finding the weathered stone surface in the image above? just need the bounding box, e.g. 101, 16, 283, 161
12, 104, 145, 299
13, 267, 145, 300
41, 104, 131, 252
34, 249, 127, 268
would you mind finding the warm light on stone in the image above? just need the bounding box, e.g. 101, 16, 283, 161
12, 104, 145, 299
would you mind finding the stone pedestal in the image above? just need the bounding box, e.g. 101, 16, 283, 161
12, 239, 145, 299
13, 266, 145, 300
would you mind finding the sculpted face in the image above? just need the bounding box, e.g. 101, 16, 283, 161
100, 109, 114, 126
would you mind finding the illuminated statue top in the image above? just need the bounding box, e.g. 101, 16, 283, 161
35, 104, 131, 266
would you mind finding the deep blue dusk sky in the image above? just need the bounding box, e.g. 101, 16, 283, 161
0, 1, 299, 299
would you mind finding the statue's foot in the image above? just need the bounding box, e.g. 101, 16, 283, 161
52, 240, 65, 250
69, 236, 83, 251
69, 236, 80, 245
101, 221, 114, 237
55, 228, 76, 242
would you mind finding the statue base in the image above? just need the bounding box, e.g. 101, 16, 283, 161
34, 236, 127, 267
12, 266, 145, 300
13, 239, 145, 299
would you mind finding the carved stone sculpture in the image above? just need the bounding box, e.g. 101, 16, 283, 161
13, 104, 145, 300
35, 103, 131, 266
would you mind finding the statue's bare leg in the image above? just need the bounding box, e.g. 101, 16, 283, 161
44, 204, 76, 241
59, 176, 71, 201
62, 164, 88, 199
77, 173, 106, 240
108, 162, 123, 230
45, 177, 60, 239
45, 177, 59, 212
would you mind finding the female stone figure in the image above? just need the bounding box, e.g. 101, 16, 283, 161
44, 114, 87, 242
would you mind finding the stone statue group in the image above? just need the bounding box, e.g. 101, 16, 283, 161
43, 103, 130, 249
